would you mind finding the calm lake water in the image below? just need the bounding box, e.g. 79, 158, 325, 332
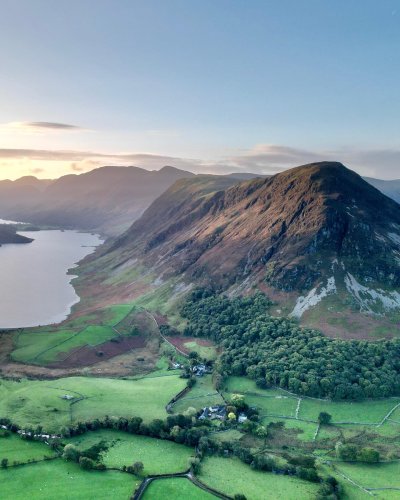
0, 230, 103, 328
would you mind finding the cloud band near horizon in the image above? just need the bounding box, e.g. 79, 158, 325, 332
0, 145, 399, 180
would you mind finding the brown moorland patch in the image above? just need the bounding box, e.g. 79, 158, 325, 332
51, 335, 147, 368
166, 335, 214, 354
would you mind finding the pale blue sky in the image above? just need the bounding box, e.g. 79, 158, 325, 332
0, 0, 399, 179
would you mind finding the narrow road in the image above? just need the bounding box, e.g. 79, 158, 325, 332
140, 307, 189, 358
378, 402, 400, 427
132, 470, 232, 500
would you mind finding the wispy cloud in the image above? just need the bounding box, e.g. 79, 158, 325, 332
0, 145, 399, 179
221, 144, 400, 179
0, 121, 84, 132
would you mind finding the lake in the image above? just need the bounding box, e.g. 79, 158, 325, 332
0, 230, 103, 328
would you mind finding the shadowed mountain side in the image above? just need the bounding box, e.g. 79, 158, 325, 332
111, 162, 400, 287
0, 225, 33, 245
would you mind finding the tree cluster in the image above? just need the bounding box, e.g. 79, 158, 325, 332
336, 443, 380, 463
197, 435, 321, 484
59, 413, 212, 449
182, 290, 400, 399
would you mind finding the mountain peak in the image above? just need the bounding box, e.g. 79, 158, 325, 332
108, 162, 400, 336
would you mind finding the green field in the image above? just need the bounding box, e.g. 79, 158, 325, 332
11, 304, 134, 365
0, 375, 186, 432
134, 279, 190, 329
0, 459, 139, 500
198, 456, 320, 500
172, 375, 224, 414
335, 462, 400, 490
262, 416, 318, 442
225, 376, 400, 426
69, 430, 194, 475
298, 397, 400, 424
0, 434, 56, 464
142, 478, 217, 499
183, 341, 217, 361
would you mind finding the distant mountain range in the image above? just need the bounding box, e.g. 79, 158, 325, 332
364, 177, 400, 204
99, 162, 400, 338
0, 166, 199, 236
0, 165, 397, 237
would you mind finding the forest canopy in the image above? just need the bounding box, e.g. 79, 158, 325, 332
182, 289, 400, 400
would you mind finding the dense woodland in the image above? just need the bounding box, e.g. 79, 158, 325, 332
182, 290, 400, 400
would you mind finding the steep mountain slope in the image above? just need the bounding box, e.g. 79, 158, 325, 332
0, 166, 196, 236
104, 162, 400, 336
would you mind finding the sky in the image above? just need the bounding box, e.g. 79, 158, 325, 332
0, 0, 399, 180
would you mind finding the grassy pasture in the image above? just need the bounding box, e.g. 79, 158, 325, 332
247, 393, 298, 418
0, 434, 56, 464
225, 376, 400, 451
134, 279, 190, 329
183, 341, 217, 361
263, 416, 318, 442
225, 376, 400, 425
172, 375, 224, 414
69, 430, 194, 475
212, 429, 243, 443
12, 329, 78, 364
335, 462, 400, 490
11, 304, 134, 365
0, 375, 186, 432
198, 456, 320, 500
298, 398, 400, 424
0, 459, 138, 500
142, 478, 217, 499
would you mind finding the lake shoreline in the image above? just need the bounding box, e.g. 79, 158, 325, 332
0, 229, 103, 329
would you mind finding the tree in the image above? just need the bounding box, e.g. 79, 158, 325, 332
79, 456, 94, 470
133, 461, 144, 475
170, 425, 181, 439
228, 412, 237, 422
187, 377, 196, 388
188, 457, 201, 473
231, 394, 246, 410
62, 444, 80, 462
234, 495, 247, 500
357, 447, 380, 463
1, 458, 8, 469
160, 342, 175, 359
337, 443, 358, 461
183, 407, 197, 418
255, 425, 267, 443
318, 412, 332, 425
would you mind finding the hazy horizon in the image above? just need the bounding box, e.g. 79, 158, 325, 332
0, 158, 400, 183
